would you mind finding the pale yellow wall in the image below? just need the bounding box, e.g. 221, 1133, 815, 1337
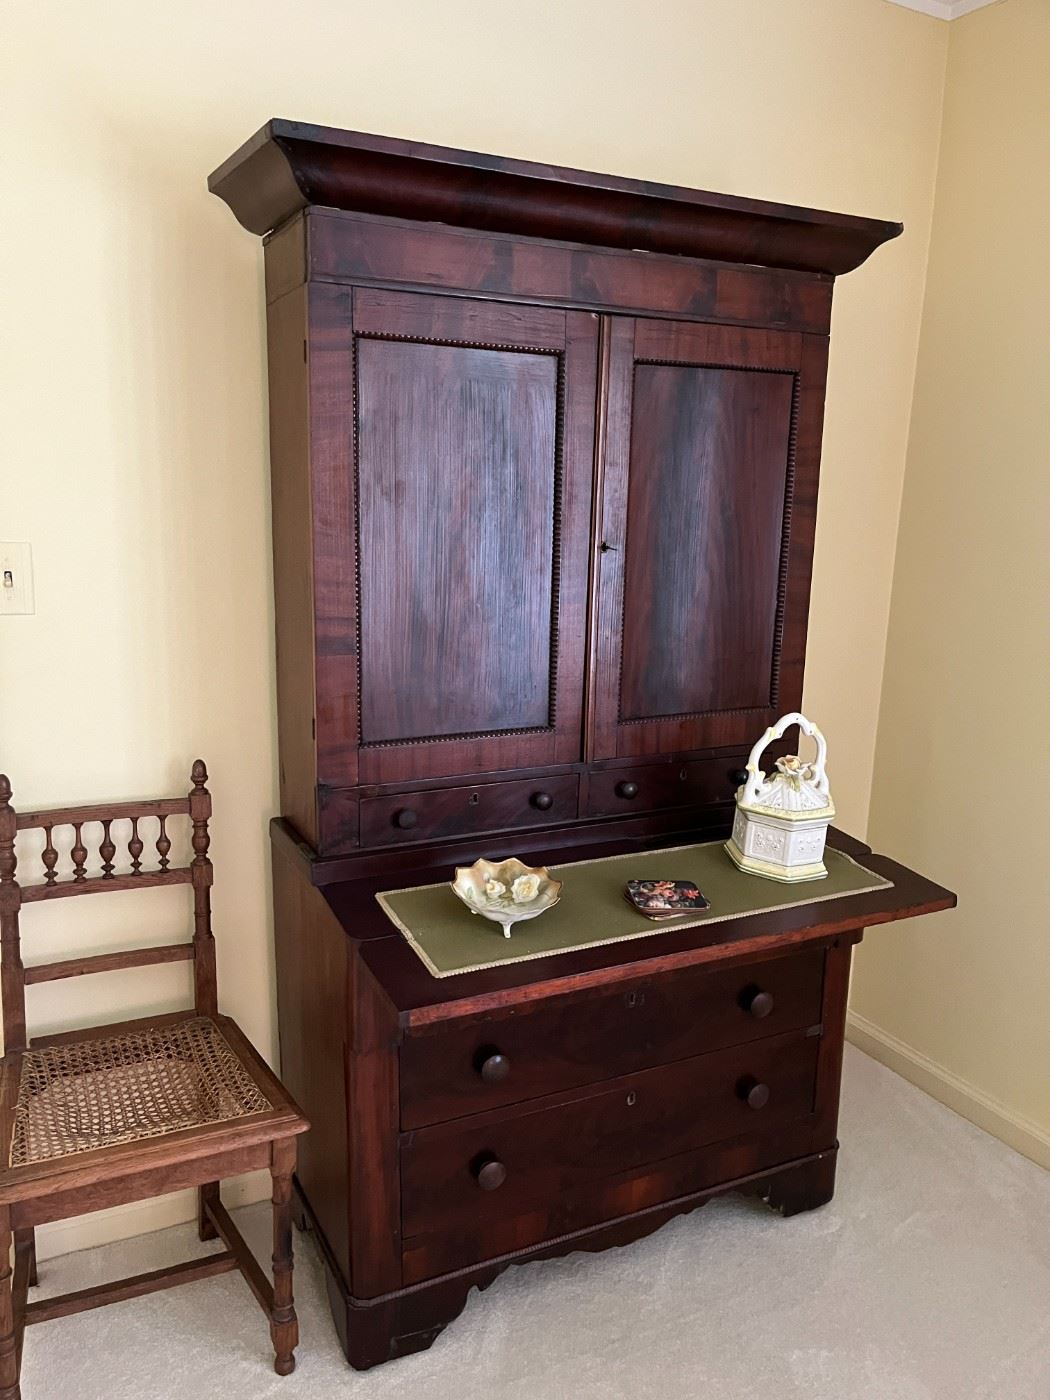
851, 0, 1050, 1166
1, 0, 947, 1252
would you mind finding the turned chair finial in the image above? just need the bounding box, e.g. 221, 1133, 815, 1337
0, 777, 15, 889
191, 759, 209, 791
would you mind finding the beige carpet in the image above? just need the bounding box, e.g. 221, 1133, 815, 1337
18, 1047, 1050, 1400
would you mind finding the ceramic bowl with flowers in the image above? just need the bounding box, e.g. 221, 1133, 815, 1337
450, 857, 562, 938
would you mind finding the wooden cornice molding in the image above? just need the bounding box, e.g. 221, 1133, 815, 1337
208, 120, 902, 278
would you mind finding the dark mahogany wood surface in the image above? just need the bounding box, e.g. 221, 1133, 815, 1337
234, 128, 878, 856
591, 318, 821, 760
271, 211, 837, 335
280, 791, 749, 884
357, 337, 557, 742
400, 1030, 819, 1243
620, 362, 794, 718
286, 286, 598, 833
359, 774, 580, 849
581, 754, 742, 819
268, 813, 952, 1363
266, 283, 317, 847
210, 120, 901, 275
271, 836, 351, 1280
399, 1134, 831, 1289
298, 1144, 836, 1365
291, 824, 957, 1025
400, 945, 823, 1128
216, 123, 942, 1374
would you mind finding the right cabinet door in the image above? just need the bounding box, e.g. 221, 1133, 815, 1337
589, 317, 829, 760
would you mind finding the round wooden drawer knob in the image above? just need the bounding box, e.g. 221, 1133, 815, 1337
474, 1156, 507, 1191
530, 791, 554, 810
616, 781, 639, 799
477, 1051, 511, 1083
731, 769, 750, 788
393, 808, 418, 830
738, 1076, 771, 1110
745, 989, 775, 1019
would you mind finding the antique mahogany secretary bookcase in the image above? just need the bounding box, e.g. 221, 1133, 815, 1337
210, 121, 954, 1369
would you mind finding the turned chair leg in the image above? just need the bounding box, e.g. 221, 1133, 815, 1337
12, 1234, 34, 1293
270, 1143, 299, 1376
198, 1182, 220, 1242
0, 1218, 20, 1400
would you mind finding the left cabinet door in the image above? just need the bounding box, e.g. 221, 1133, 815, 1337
310, 286, 598, 787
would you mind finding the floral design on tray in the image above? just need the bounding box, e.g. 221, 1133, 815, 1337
624, 880, 710, 920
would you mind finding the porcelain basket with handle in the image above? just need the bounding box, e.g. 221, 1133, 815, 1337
725, 712, 836, 882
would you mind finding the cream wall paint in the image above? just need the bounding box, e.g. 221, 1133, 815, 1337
1, 0, 947, 1253
850, 0, 1050, 1166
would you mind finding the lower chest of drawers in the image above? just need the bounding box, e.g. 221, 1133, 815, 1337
397, 945, 829, 1282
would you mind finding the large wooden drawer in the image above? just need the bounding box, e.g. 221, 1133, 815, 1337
359, 773, 580, 847
400, 1029, 820, 1256
400, 947, 825, 1129
402, 1120, 821, 1284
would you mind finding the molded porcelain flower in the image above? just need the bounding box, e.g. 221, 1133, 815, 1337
511, 873, 541, 903
451, 858, 563, 937
775, 754, 815, 782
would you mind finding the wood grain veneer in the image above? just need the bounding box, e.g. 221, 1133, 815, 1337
210, 121, 901, 275
208, 123, 953, 1372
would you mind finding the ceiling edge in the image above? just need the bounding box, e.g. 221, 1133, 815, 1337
885, 0, 1004, 20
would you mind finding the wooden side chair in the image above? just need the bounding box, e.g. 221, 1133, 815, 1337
0, 761, 309, 1399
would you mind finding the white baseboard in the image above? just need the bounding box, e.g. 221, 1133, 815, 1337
36, 1170, 271, 1262
847, 1010, 1050, 1172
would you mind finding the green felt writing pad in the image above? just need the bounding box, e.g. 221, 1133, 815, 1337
376, 840, 891, 979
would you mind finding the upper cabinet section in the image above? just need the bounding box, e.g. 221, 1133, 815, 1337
209, 121, 902, 276
211, 122, 902, 856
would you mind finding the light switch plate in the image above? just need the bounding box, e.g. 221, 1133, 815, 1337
0, 542, 34, 615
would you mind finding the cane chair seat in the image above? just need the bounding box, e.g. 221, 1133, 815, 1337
9, 1017, 272, 1168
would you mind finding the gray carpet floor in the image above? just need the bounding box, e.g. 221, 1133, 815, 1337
18, 1046, 1050, 1400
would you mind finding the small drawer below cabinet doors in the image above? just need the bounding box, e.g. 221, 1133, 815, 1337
400, 947, 825, 1129
582, 756, 743, 819
359, 774, 580, 847
399, 1030, 820, 1242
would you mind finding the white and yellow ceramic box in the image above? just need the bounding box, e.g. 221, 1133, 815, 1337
725, 712, 835, 882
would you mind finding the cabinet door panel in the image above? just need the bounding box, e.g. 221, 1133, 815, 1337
357, 340, 557, 743
620, 363, 794, 719
590, 318, 827, 760
315, 288, 596, 786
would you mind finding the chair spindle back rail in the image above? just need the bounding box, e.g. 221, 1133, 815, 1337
156, 815, 171, 871
70, 824, 88, 883
41, 828, 58, 885
100, 819, 116, 879
0, 762, 216, 1052
128, 817, 143, 876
